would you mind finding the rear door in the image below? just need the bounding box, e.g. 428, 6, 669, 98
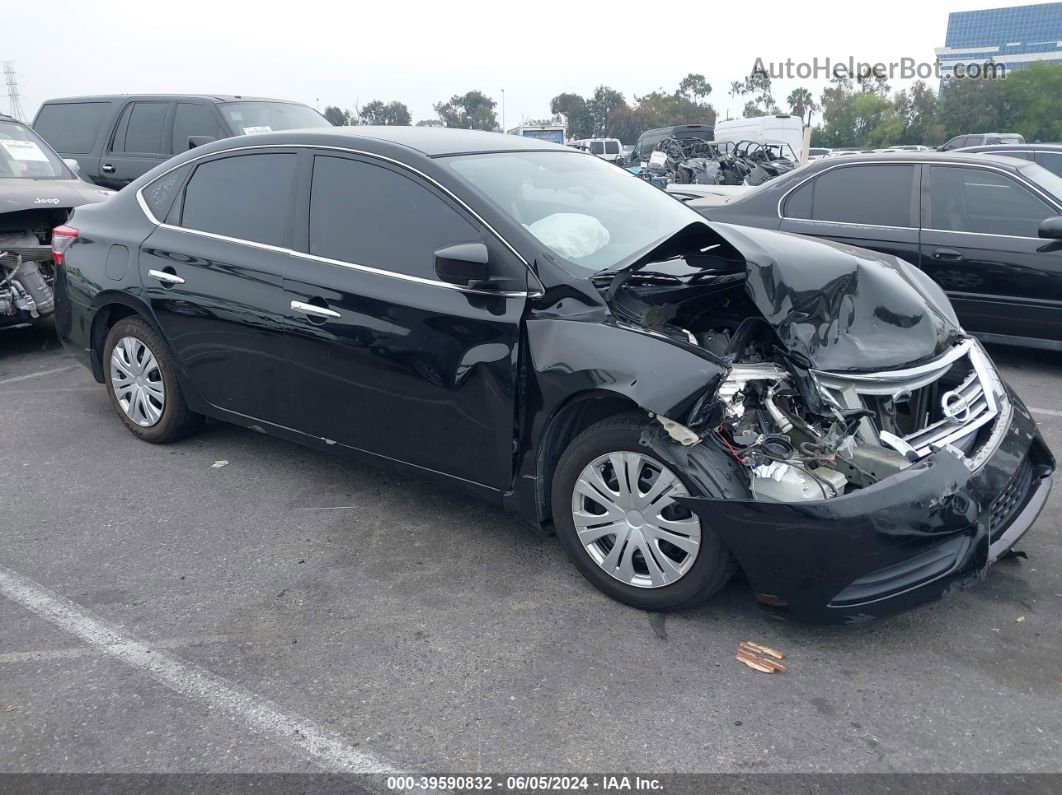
138, 149, 300, 426
31, 101, 112, 181
282, 152, 528, 489
920, 164, 1062, 343
778, 163, 921, 265
98, 100, 173, 189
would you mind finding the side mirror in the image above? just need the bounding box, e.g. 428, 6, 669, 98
434, 242, 491, 287
187, 135, 217, 150
62, 158, 80, 175
1038, 216, 1062, 240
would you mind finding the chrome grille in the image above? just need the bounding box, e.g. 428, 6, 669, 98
813, 339, 1007, 464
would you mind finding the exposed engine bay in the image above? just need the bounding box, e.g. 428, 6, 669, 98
601, 223, 1009, 503
0, 208, 66, 325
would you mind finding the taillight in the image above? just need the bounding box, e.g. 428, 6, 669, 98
51, 225, 79, 265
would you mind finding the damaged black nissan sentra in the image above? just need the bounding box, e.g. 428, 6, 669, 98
53, 128, 1053, 623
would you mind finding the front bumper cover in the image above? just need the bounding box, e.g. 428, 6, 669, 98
671, 389, 1053, 624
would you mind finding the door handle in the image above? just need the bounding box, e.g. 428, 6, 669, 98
933, 248, 964, 262
101, 164, 115, 173
291, 300, 340, 319
148, 269, 185, 285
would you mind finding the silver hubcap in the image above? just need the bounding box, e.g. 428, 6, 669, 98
110, 336, 165, 427
571, 451, 701, 589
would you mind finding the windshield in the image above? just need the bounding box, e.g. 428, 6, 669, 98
444, 151, 701, 272
0, 120, 69, 179
1020, 163, 1062, 204
218, 102, 331, 134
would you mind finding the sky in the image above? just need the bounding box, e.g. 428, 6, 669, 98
2, 0, 1051, 133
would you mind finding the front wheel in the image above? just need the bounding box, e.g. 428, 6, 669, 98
551, 414, 735, 612
103, 316, 200, 443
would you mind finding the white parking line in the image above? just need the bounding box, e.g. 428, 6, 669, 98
0, 564, 393, 774
0, 365, 77, 385
0, 634, 231, 664
1028, 406, 1062, 418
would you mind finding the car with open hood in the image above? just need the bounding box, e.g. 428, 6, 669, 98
53, 127, 1053, 623
0, 113, 113, 328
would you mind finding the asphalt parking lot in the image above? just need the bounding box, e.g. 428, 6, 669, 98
1, 324, 1060, 776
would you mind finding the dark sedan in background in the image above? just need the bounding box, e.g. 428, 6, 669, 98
689, 152, 1062, 351
956, 143, 1062, 177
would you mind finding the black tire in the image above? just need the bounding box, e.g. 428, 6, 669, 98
551, 413, 736, 612
103, 316, 201, 444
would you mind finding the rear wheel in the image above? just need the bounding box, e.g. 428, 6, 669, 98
551, 414, 735, 611
103, 316, 200, 443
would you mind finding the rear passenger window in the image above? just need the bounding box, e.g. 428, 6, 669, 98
605, 141, 620, 155
180, 153, 296, 247
142, 165, 190, 222
309, 155, 479, 280
33, 102, 110, 154
788, 165, 916, 227
112, 102, 168, 155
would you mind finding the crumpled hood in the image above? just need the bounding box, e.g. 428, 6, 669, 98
0, 178, 112, 214
708, 222, 960, 372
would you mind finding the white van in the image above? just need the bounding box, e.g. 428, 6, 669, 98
570, 137, 624, 164
714, 115, 804, 161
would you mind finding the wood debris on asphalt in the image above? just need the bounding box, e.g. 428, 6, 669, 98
736, 641, 787, 673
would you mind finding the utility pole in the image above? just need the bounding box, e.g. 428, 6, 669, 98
4, 62, 24, 120
501, 89, 505, 133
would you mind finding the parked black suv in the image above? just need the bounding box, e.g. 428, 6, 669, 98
688, 152, 1062, 351
32, 95, 330, 190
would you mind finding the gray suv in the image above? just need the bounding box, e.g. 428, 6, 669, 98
32, 94, 331, 190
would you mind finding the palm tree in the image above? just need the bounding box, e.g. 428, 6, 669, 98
786, 87, 818, 126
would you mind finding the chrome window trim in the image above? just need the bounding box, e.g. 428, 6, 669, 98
134, 142, 545, 297
776, 159, 1062, 222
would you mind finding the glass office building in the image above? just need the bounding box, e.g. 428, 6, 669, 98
936, 2, 1062, 83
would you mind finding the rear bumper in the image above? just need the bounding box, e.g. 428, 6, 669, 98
677, 388, 1053, 624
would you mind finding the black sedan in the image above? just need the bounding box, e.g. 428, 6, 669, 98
688, 152, 1062, 352
53, 128, 1053, 623
955, 143, 1062, 177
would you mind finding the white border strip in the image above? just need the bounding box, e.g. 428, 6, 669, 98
0, 564, 393, 774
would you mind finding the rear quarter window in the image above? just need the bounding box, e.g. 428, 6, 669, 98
33, 102, 111, 154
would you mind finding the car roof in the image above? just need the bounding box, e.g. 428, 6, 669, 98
39, 94, 302, 104
956, 143, 1062, 153
220, 126, 573, 157
806, 151, 1033, 169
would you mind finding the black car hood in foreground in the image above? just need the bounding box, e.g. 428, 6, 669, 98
621, 221, 961, 372
0, 177, 111, 214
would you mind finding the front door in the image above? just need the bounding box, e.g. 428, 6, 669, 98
919, 164, 1062, 344
282, 153, 528, 490
138, 150, 300, 427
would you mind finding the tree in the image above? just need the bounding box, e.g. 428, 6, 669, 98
586, 85, 627, 137
433, 90, 498, 131
415, 119, 444, 127
359, 100, 412, 126
786, 87, 817, 125
936, 73, 1007, 139
322, 105, 350, 126
678, 73, 712, 103
1002, 63, 1062, 142
729, 69, 777, 116
550, 92, 591, 139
